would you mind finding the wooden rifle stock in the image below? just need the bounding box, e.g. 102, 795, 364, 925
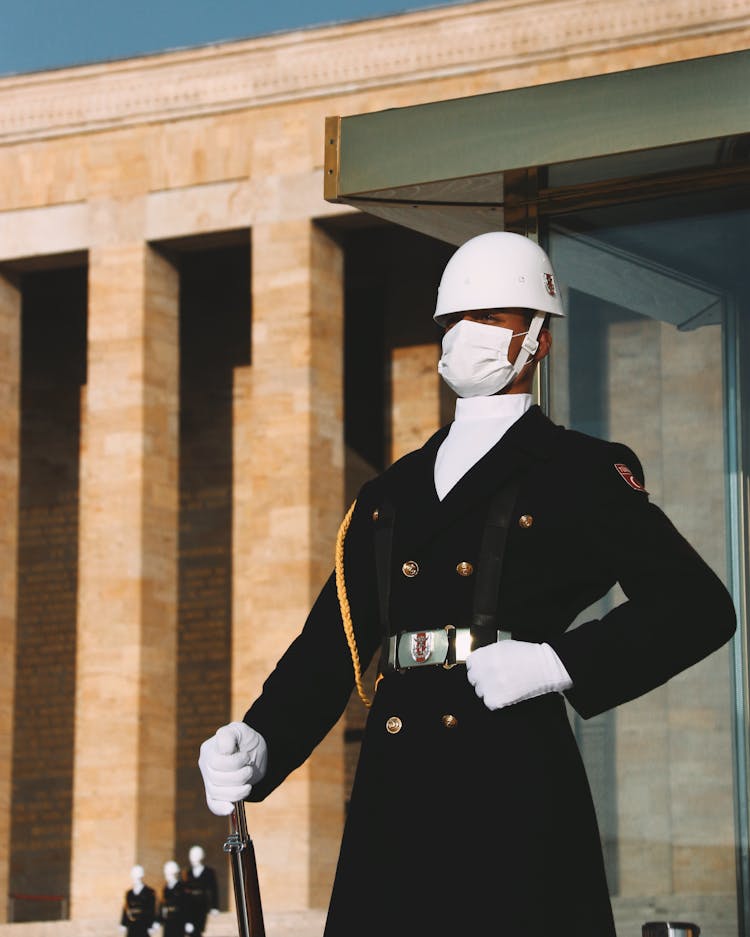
223, 802, 266, 937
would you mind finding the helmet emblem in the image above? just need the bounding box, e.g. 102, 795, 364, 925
543, 273, 557, 296
410, 631, 434, 663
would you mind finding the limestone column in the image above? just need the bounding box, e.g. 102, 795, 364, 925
391, 344, 441, 463
70, 240, 179, 917
233, 220, 344, 910
386, 230, 446, 464
0, 273, 20, 923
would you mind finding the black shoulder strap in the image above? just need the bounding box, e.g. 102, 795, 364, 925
373, 498, 396, 674
373, 497, 395, 634
470, 476, 522, 649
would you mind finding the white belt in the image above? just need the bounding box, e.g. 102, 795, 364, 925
384, 625, 511, 671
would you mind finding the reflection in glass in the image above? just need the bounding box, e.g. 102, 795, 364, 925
546, 193, 748, 936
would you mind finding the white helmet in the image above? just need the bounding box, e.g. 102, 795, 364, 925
189, 845, 204, 865
433, 231, 565, 327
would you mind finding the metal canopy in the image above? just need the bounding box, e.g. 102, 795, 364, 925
324, 49, 750, 245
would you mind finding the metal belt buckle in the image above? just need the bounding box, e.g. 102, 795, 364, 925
395, 629, 448, 669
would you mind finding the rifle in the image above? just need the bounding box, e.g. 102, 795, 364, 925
223, 802, 266, 937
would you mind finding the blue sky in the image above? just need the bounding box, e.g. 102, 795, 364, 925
0, 0, 467, 77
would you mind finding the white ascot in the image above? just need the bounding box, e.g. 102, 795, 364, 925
434, 393, 532, 500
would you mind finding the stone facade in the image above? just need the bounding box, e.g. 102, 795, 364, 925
0, 1, 748, 934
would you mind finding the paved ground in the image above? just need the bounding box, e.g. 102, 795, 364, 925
0, 898, 737, 937
0, 910, 327, 937
207, 910, 326, 937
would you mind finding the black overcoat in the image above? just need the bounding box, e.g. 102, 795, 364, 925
183, 866, 218, 935
121, 886, 156, 937
245, 405, 735, 937
158, 881, 187, 937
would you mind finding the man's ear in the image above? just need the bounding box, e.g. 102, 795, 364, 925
535, 327, 552, 362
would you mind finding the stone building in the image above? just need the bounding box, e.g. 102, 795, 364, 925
0, 2, 749, 936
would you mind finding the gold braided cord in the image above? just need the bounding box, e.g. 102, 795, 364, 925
335, 499, 372, 709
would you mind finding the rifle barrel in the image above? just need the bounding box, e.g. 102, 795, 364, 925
223, 802, 266, 937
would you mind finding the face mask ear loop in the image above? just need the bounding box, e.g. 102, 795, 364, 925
509, 313, 545, 381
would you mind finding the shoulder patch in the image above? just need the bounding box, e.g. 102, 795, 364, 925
614, 462, 648, 493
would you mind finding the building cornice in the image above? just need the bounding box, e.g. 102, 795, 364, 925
0, 0, 749, 144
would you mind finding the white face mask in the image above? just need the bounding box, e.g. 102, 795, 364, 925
437, 319, 530, 397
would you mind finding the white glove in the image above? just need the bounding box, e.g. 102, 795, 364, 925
466, 639, 572, 711
185, 924, 194, 934
120, 927, 127, 934
209, 909, 220, 916
198, 721, 268, 816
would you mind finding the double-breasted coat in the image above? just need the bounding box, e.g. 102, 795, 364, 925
183, 866, 218, 936
245, 405, 736, 937
158, 881, 187, 937
121, 886, 156, 937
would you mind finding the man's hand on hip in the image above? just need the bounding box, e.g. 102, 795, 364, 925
466, 639, 572, 711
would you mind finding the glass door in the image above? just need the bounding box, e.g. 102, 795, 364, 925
544, 186, 749, 937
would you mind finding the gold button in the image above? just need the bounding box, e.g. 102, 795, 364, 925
518, 514, 534, 529
456, 561, 474, 577
402, 560, 419, 578
442, 714, 458, 729
372, 508, 379, 521
386, 716, 402, 734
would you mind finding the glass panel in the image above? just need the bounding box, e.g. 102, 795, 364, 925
546, 136, 747, 188
546, 189, 749, 937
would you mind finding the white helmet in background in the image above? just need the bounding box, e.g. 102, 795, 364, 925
189, 845, 205, 866
433, 231, 565, 327
163, 860, 180, 880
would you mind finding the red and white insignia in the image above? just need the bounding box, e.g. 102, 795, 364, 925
411, 631, 434, 663
614, 463, 647, 493
543, 273, 557, 296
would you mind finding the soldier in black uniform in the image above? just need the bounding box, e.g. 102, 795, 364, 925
120, 865, 156, 937
182, 845, 219, 937
156, 861, 186, 937
197, 232, 736, 937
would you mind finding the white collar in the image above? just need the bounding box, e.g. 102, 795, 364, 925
453, 393, 532, 422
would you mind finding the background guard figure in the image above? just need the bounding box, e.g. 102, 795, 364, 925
156, 860, 187, 937
120, 865, 156, 937
182, 845, 219, 937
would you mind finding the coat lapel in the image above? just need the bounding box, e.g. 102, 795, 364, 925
383, 405, 561, 553
379, 423, 446, 539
